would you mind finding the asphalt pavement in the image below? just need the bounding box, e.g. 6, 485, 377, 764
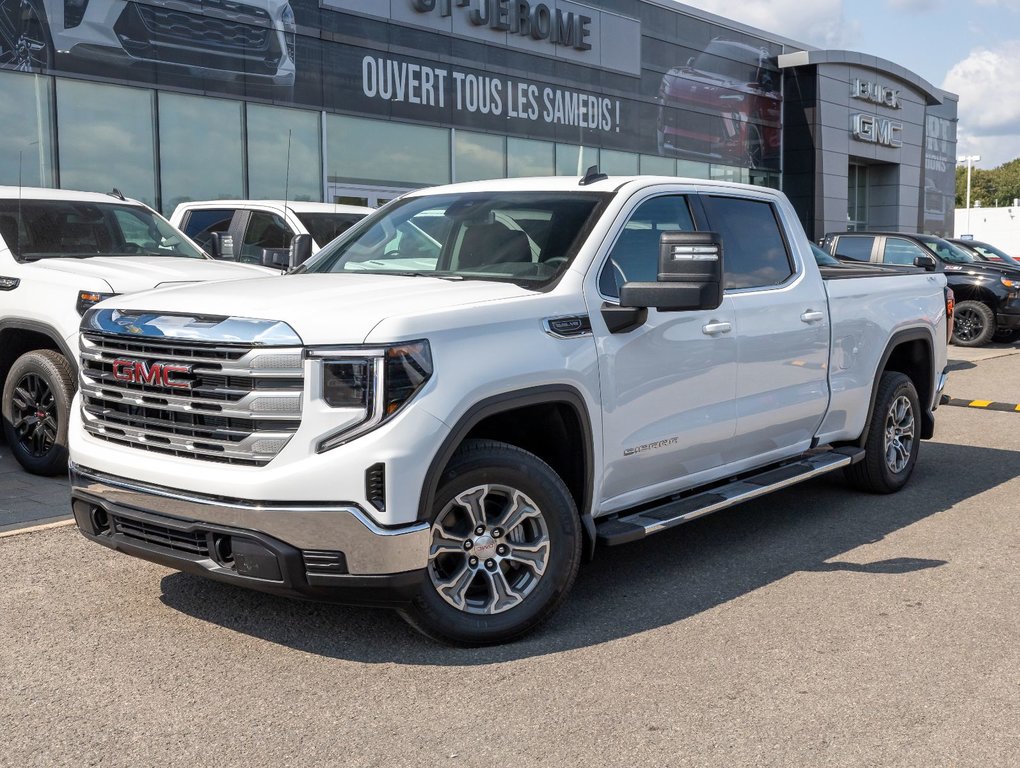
0, 342, 1018, 767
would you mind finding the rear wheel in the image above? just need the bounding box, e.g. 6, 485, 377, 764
2, 350, 75, 475
399, 439, 582, 646
845, 371, 920, 494
951, 300, 995, 347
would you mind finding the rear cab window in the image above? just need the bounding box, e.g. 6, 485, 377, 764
700, 195, 793, 290
834, 236, 875, 262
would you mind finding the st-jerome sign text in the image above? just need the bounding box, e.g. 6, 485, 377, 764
411, 0, 593, 51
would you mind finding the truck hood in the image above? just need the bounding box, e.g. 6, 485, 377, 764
100, 273, 535, 345
28, 257, 275, 293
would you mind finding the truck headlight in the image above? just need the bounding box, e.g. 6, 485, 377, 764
311, 340, 432, 451
76, 290, 115, 315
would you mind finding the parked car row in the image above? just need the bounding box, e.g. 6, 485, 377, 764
820, 231, 1020, 347
0, 187, 372, 477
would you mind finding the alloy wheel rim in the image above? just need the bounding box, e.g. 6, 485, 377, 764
954, 308, 983, 341
0, 0, 48, 72
10, 372, 58, 458
884, 394, 914, 474
428, 484, 551, 615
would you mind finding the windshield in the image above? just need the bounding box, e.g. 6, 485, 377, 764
0, 200, 205, 262
302, 192, 608, 287
810, 243, 841, 266
969, 240, 1020, 266
691, 42, 767, 83
916, 235, 975, 265
295, 211, 367, 247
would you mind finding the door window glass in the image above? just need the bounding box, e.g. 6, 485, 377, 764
882, 238, 928, 265
599, 195, 695, 298
834, 236, 875, 262
181, 209, 235, 249
701, 196, 793, 289
239, 211, 290, 263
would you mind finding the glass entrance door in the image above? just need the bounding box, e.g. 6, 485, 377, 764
847, 163, 869, 231
326, 183, 412, 208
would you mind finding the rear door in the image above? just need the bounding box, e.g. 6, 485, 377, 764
700, 192, 830, 465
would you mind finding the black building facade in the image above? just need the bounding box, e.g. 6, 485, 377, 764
0, 0, 957, 236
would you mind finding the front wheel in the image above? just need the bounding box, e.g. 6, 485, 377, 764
844, 371, 921, 494
399, 439, 582, 646
1, 349, 75, 475
952, 300, 995, 347
0, 0, 54, 72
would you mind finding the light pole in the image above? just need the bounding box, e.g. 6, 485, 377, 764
957, 154, 981, 234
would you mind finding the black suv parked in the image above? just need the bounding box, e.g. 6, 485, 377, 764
821, 231, 1020, 346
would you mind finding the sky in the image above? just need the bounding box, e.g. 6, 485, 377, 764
675, 0, 1020, 170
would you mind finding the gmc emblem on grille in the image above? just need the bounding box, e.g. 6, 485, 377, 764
111, 359, 194, 389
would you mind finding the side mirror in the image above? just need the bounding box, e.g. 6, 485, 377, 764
260, 247, 292, 270
914, 254, 937, 272
209, 232, 234, 260
289, 234, 314, 267
619, 232, 724, 312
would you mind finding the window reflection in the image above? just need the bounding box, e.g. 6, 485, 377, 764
327, 115, 450, 186
248, 104, 321, 201
57, 80, 156, 207
454, 130, 505, 182
0, 71, 54, 188
159, 93, 244, 215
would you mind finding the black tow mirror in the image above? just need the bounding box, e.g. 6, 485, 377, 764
914, 254, 937, 272
289, 234, 314, 267
208, 232, 234, 260
619, 232, 724, 312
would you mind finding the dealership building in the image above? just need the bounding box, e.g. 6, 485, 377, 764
0, 0, 958, 238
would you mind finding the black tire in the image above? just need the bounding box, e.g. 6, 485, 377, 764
399, 439, 582, 646
845, 371, 921, 494
951, 300, 995, 347
1, 350, 75, 476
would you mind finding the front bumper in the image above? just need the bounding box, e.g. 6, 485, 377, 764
70, 464, 429, 606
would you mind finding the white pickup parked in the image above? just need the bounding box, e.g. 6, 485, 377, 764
69, 175, 951, 644
0, 187, 274, 475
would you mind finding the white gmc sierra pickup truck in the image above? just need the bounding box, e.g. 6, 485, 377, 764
68, 174, 951, 645
0, 187, 273, 476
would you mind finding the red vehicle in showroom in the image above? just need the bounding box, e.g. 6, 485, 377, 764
656, 38, 782, 170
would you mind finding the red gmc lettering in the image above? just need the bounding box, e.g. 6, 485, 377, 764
111, 359, 192, 389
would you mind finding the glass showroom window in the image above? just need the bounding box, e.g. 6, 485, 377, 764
248, 104, 321, 201
507, 137, 554, 177
327, 115, 450, 187
57, 80, 157, 208
639, 154, 676, 175
0, 71, 55, 188
600, 150, 638, 176
454, 130, 505, 182
677, 159, 711, 179
159, 93, 244, 215
555, 144, 599, 176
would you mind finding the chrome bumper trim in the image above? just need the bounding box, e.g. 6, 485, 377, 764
69, 463, 429, 575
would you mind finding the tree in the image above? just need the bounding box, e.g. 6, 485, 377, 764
956, 158, 1020, 208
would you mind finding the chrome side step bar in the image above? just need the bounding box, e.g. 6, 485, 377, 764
595, 447, 865, 546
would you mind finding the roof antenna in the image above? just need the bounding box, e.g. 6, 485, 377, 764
108, 188, 126, 201
579, 165, 608, 186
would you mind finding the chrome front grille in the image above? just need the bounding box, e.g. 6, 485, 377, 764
79, 332, 303, 466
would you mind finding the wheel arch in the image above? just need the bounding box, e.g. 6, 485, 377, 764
0, 320, 76, 396
418, 385, 597, 559
857, 328, 935, 446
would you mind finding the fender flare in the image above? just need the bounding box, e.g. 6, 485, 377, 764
0, 319, 78, 376
417, 384, 597, 558
858, 327, 935, 445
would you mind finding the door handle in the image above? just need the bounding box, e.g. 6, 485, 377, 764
702, 321, 732, 335
800, 310, 825, 323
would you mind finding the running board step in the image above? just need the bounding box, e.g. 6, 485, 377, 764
596, 447, 865, 546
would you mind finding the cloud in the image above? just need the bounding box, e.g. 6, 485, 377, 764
943, 41, 1020, 167
673, 0, 848, 47
888, 0, 943, 10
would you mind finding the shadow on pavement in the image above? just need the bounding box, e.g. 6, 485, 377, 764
159, 441, 1020, 664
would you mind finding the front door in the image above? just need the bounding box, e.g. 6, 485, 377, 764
587, 191, 738, 512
